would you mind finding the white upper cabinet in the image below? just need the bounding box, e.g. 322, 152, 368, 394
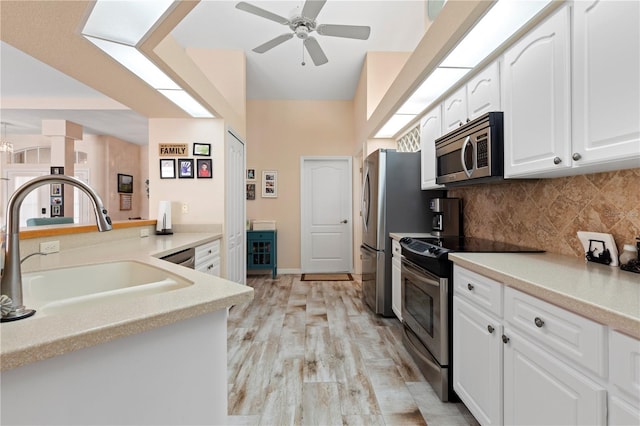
503, 3, 640, 178
420, 105, 444, 189
443, 62, 501, 134
572, 0, 640, 169
502, 6, 572, 178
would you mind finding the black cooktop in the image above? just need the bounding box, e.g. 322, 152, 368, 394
400, 236, 544, 275
419, 236, 544, 253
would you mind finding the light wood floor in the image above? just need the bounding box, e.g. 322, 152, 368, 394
227, 274, 478, 426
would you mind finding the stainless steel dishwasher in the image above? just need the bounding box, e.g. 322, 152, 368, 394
160, 247, 195, 269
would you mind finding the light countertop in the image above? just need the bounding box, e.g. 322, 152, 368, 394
449, 252, 640, 339
389, 232, 437, 240
1, 233, 254, 371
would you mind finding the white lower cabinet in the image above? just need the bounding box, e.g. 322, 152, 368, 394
195, 240, 221, 277
453, 295, 503, 425
453, 264, 631, 426
609, 330, 640, 426
503, 327, 607, 425
391, 239, 402, 320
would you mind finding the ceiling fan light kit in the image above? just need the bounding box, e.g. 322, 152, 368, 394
235, 0, 371, 66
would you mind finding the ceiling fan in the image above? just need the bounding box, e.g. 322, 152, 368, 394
235, 0, 371, 66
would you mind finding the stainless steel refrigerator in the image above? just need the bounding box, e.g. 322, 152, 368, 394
360, 149, 444, 316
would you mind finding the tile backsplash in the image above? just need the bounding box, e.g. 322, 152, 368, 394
447, 168, 640, 258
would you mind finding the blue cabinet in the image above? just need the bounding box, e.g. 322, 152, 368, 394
247, 230, 277, 278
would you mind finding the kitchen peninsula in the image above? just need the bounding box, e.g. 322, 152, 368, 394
1, 222, 253, 425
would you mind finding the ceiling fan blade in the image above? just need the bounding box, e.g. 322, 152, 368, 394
301, 0, 327, 20
236, 2, 289, 25
317, 24, 371, 40
304, 37, 328, 66
252, 33, 294, 53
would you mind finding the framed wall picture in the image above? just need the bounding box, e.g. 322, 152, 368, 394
246, 169, 256, 181
51, 205, 61, 216
178, 158, 194, 178
193, 143, 211, 156
246, 183, 256, 200
262, 170, 277, 198
197, 158, 212, 178
50, 183, 62, 196
119, 193, 132, 211
117, 173, 133, 193
50, 166, 64, 175
160, 159, 176, 179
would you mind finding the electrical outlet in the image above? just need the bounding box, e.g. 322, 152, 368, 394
40, 240, 60, 254
182, 203, 189, 214
140, 228, 149, 238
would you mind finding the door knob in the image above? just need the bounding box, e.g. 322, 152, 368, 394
340, 219, 348, 224
572, 152, 582, 161
553, 157, 562, 165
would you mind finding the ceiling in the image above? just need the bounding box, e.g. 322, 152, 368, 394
0, 0, 427, 145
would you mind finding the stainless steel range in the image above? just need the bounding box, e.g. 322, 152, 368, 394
399, 236, 543, 401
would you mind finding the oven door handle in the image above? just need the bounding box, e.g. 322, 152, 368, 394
401, 258, 441, 288
460, 135, 474, 178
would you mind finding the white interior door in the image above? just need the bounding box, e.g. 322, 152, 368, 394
6, 169, 49, 227
225, 129, 246, 285
301, 157, 353, 273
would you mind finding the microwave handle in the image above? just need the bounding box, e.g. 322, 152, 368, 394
461, 136, 474, 178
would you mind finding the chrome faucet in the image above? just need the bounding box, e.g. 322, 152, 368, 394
0, 175, 112, 322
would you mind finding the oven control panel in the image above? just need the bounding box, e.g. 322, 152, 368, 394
399, 237, 450, 259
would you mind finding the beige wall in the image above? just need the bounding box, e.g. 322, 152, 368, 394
246, 100, 355, 271
148, 118, 226, 226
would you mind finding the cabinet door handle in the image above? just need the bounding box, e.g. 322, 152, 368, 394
487, 325, 495, 334
534, 317, 545, 328
553, 156, 562, 165
502, 334, 510, 344
467, 283, 474, 291
572, 152, 582, 161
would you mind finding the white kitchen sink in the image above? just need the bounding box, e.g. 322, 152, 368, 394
22, 261, 192, 315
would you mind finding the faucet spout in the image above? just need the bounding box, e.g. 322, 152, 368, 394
1, 175, 112, 322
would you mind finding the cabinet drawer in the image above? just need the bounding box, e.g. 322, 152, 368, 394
247, 231, 275, 241
196, 257, 220, 276
453, 265, 503, 317
610, 330, 640, 402
504, 286, 607, 377
392, 239, 401, 257
195, 240, 220, 261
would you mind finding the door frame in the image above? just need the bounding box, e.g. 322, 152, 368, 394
300, 156, 353, 273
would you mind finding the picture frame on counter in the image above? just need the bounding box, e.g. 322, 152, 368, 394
160, 159, 176, 179
193, 143, 211, 156
178, 158, 194, 179
262, 170, 277, 198
197, 158, 212, 178
117, 173, 133, 193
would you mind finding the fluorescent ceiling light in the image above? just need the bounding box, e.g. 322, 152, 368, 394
374, 0, 552, 138
83, 0, 175, 46
82, 0, 215, 118
158, 90, 213, 118
85, 36, 180, 90
375, 114, 416, 138
440, 0, 551, 68
397, 67, 472, 115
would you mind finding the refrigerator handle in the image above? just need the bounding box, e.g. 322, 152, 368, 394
362, 169, 370, 233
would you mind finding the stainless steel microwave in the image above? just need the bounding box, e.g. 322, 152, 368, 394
435, 112, 503, 185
